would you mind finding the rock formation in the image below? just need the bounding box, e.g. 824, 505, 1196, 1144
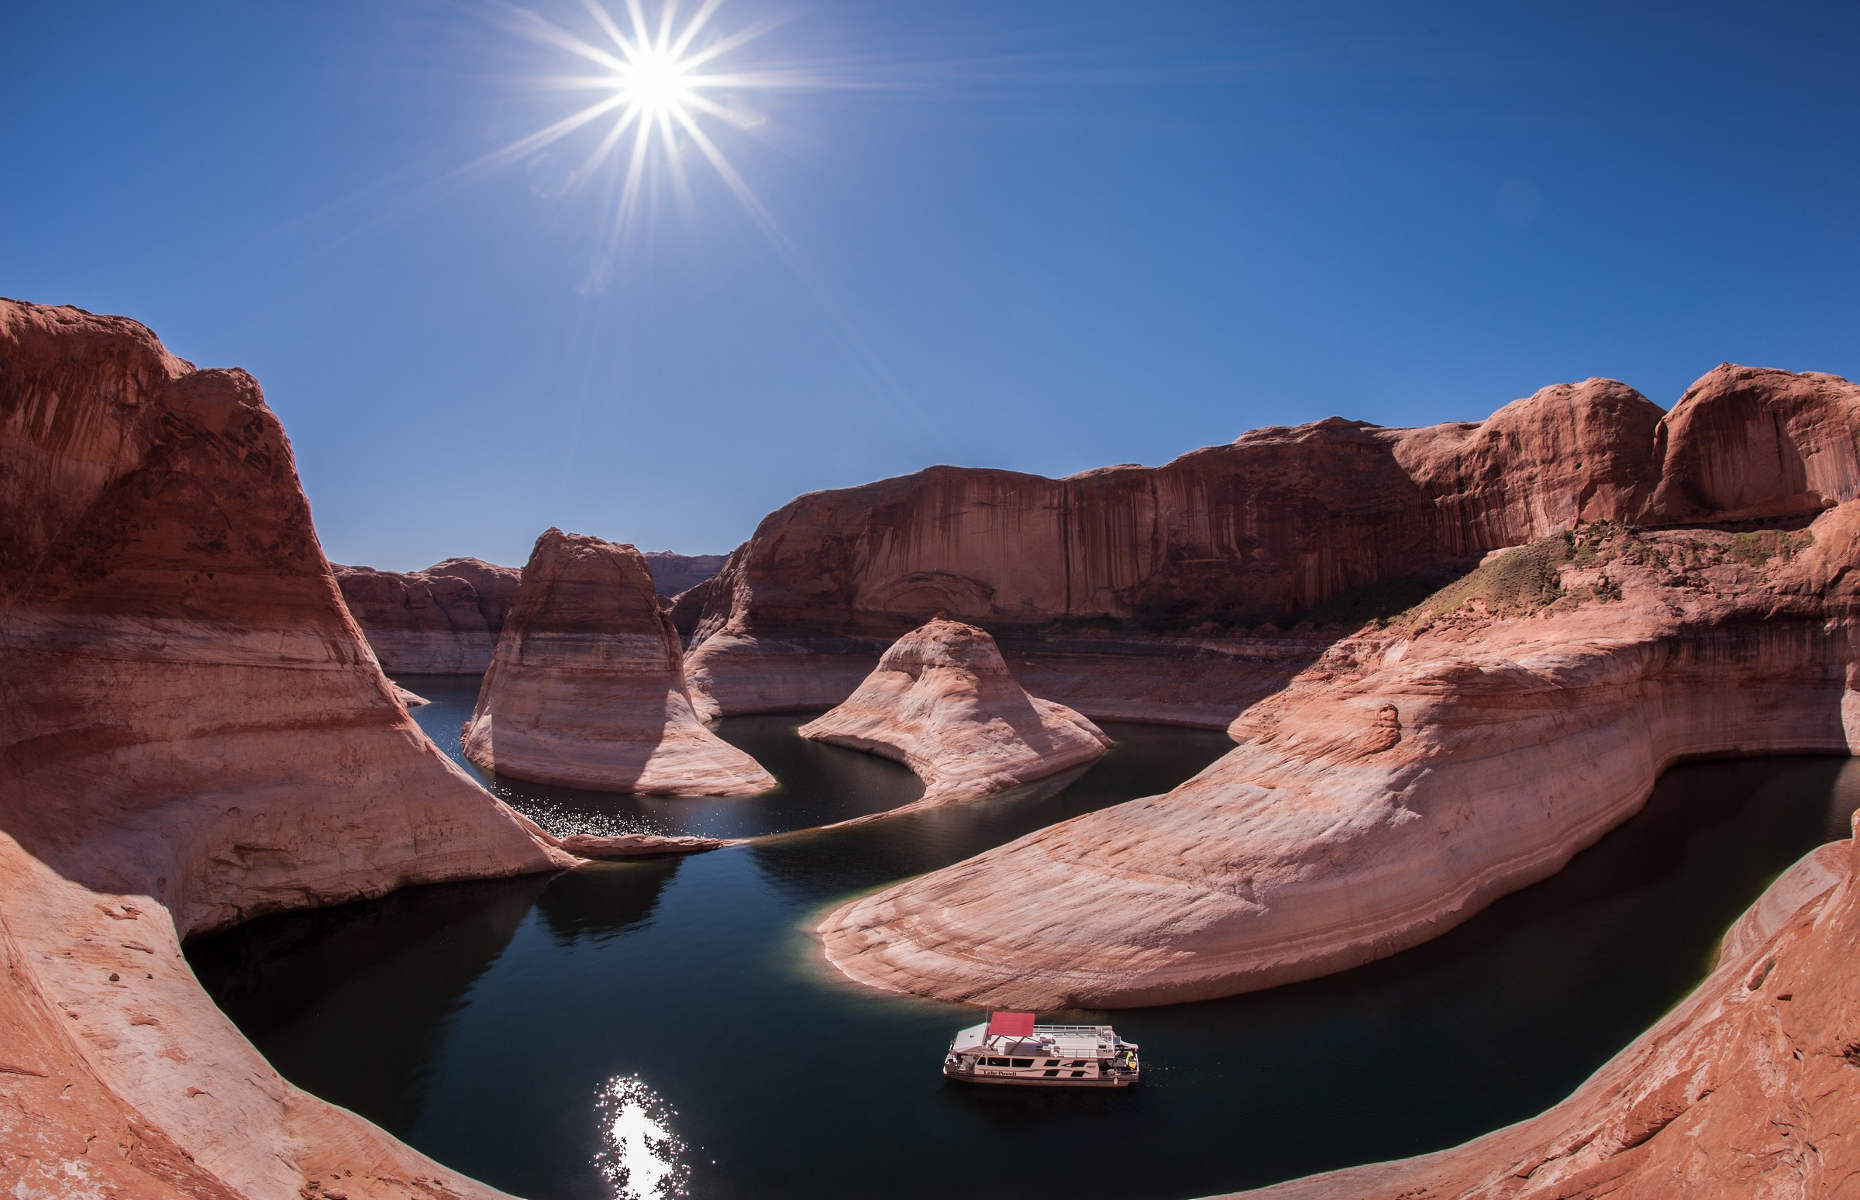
462, 529, 776, 795
820, 504, 1860, 1009
334, 557, 520, 675
686, 370, 1860, 729
1230, 819, 1860, 1199
799, 618, 1109, 804
682, 378, 1676, 721
0, 300, 706, 1200
641, 549, 728, 596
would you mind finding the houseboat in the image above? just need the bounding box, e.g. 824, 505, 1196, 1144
942, 1011, 1140, 1087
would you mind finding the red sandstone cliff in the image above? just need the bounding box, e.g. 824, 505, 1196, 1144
337, 553, 725, 675
334, 557, 521, 675
686, 369, 1860, 727
1231, 817, 1860, 1199
0, 299, 580, 1197
463, 529, 775, 795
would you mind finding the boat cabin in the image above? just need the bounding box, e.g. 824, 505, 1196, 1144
942, 1011, 1139, 1087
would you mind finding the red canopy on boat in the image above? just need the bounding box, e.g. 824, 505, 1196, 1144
986, 1011, 1037, 1038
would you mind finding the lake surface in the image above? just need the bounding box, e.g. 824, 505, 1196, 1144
190, 677, 1860, 1199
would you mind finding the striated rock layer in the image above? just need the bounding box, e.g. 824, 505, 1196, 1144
0, 299, 574, 1198
688, 367, 1860, 726
0, 301, 707, 1200
334, 557, 520, 675
799, 618, 1109, 803
821, 502, 1860, 1009
463, 529, 775, 795
1231, 819, 1860, 1199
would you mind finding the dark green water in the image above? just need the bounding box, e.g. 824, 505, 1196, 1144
189, 677, 1860, 1199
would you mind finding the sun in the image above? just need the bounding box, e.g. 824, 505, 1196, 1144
471, 0, 825, 282
617, 45, 695, 118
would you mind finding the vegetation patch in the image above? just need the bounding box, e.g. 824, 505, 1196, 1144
1728, 528, 1815, 566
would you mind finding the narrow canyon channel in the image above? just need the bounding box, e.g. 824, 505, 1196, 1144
188, 677, 1860, 1200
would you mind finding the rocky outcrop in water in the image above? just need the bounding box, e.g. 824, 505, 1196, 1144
463, 529, 775, 795
334, 557, 521, 675
821, 500, 1860, 1008
799, 618, 1109, 803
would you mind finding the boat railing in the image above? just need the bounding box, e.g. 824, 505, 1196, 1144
1030, 1024, 1114, 1037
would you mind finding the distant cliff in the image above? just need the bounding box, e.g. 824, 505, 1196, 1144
338, 550, 727, 675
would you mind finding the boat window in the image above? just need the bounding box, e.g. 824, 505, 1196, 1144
1040, 1060, 1056, 1068
1010, 1058, 1034, 1069
986, 1057, 1010, 1067
1067, 1060, 1085, 1068
1070, 1070, 1086, 1077
1043, 1069, 1059, 1077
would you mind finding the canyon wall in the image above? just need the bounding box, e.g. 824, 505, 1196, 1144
463, 529, 775, 795
335, 557, 520, 675
688, 368, 1860, 726
338, 553, 725, 676
821, 504, 1860, 1009
0, 300, 573, 1199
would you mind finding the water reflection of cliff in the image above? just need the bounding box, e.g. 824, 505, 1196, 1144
187, 874, 549, 1133
535, 857, 684, 945
747, 723, 1235, 904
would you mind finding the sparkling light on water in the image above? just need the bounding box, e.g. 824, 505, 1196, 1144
593, 1074, 690, 1200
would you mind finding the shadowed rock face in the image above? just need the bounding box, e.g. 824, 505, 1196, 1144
820, 504, 1860, 1010
0, 299, 568, 1199
334, 557, 520, 675
463, 529, 776, 795
799, 618, 1109, 803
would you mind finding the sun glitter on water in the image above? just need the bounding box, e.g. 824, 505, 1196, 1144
593, 1074, 691, 1200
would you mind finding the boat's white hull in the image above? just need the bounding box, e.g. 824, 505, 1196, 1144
943, 1069, 1138, 1088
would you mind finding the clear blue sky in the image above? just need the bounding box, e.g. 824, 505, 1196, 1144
5, 1, 1856, 569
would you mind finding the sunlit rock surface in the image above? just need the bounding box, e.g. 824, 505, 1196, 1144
0, 299, 568, 1198
463, 528, 776, 795
822, 497, 1860, 1009
799, 618, 1109, 803
684, 378, 1672, 722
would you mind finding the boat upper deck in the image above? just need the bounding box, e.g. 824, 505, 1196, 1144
949, 1021, 1130, 1059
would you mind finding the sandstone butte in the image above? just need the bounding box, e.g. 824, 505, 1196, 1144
339, 551, 726, 678
462, 528, 776, 795
334, 557, 520, 675
0, 299, 713, 1200
798, 618, 1110, 806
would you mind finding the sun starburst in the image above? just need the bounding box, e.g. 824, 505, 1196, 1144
470, 0, 833, 286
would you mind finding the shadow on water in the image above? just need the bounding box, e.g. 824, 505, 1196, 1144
188, 874, 550, 1135
190, 699, 1860, 1200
